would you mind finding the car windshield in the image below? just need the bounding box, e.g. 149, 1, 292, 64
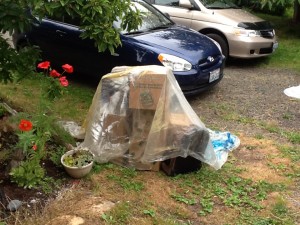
113, 0, 173, 34
201, 0, 240, 9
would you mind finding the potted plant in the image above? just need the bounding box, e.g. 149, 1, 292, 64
61, 147, 94, 179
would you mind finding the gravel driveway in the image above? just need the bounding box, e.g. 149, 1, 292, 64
188, 62, 300, 139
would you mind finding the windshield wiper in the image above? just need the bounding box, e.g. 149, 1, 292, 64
148, 24, 173, 31
206, 6, 224, 9
224, 6, 240, 9
125, 30, 145, 35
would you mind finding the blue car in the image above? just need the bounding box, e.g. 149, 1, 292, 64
13, 0, 225, 95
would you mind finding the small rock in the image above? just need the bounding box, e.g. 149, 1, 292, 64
7, 199, 22, 211
46, 215, 85, 225
30, 199, 38, 204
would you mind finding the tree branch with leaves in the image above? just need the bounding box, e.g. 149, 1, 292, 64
0, 0, 142, 82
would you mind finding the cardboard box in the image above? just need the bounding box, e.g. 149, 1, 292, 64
167, 113, 193, 127
129, 74, 166, 110
131, 109, 155, 141
102, 114, 130, 144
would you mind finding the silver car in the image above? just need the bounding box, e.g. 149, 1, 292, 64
146, 0, 278, 59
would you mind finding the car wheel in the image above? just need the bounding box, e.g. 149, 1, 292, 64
206, 33, 228, 59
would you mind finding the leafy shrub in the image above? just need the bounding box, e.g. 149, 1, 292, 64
233, 0, 290, 16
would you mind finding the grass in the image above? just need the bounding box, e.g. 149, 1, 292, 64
1, 9, 300, 225
255, 12, 300, 73
0, 75, 94, 123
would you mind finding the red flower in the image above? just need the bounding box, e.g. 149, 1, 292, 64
50, 69, 61, 78
19, 119, 33, 131
32, 144, 37, 151
59, 76, 69, 87
37, 61, 50, 69
62, 64, 73, 73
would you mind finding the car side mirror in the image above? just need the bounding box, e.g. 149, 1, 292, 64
179, 0, 193, 9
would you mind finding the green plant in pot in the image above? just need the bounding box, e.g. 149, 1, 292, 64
61, 147, 94, 179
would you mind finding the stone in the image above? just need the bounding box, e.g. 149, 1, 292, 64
7, 199, 22, 211
46, 215, 85, 225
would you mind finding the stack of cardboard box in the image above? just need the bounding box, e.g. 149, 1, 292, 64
109, 73, 166, 171
98, 68, 208, 175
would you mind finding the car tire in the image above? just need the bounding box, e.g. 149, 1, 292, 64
206, 33, 228, 59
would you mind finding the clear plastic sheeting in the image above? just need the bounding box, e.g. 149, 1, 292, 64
80, 65, 219, 170
57, 120, 85, 140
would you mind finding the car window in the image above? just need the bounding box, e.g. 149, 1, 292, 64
47, 14, 80, 26
154, 0, 179, 6
201, 0, 239, 9
114, 1, 173, 34
63, 15, 81, 26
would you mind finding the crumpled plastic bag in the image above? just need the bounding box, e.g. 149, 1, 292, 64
208, 129, 240, 169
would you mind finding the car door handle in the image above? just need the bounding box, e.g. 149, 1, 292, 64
56, 30, 66, 36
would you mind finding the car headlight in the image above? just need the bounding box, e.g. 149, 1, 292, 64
158, 54, 192, 71
233, 28, 260, 37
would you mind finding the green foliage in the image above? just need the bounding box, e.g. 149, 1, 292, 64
143, 209, 156, 217
235, 0, 290, 16
101, 213, 115, 223
10, 159, 45, 189
6, 60, 74, 188
0, 38, 40, 84
107, 168, 145, 191
101, 201, 132, 224
171, 193, 197, 205
199, 198, 214, 216
169, 165, 287, 220
1, 0, 141, 54
17, 127, 37, 154
49, 146, 66, 167
283, 130, 300, 144
0, 0, 33, 34
91, 162, 107, 174
269, 197, 295, 224
0, 104, 6, 117
278, 145, 300, 161
0, 0, 141, 86
62, 149, 93, 167
272, 197, 288, 216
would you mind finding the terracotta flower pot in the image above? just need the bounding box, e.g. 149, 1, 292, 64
61, 149, 94, 179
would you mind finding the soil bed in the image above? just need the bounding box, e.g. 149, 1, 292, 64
0, 113, 71, 220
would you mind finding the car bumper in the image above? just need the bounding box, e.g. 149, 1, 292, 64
174, 55, 225, 96
228, 35, 278, 58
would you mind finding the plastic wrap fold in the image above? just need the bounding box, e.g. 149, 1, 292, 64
80, 65, 219, 170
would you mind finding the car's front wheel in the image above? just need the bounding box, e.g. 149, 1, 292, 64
206, 33, 228, 59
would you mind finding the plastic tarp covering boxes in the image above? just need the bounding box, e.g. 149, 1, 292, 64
80, 65, 219, 171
